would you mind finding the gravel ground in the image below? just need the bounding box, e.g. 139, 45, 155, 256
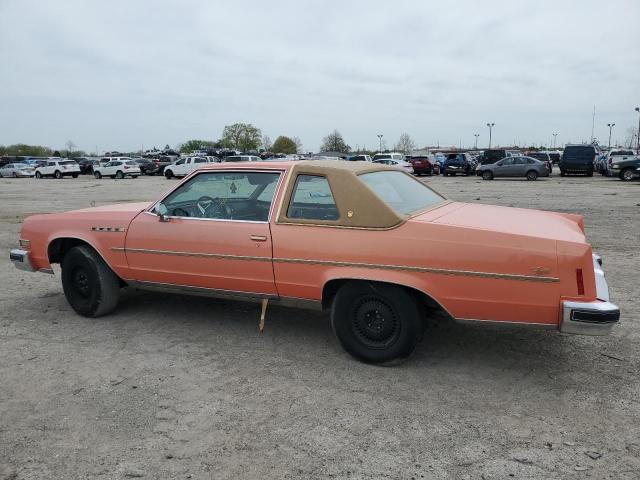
0, 172, 638, 480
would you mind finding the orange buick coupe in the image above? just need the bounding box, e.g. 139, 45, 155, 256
10, 161, 619, 363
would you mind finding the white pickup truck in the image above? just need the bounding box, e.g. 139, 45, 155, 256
164, 156, 215, 178
35, 159, 81, 179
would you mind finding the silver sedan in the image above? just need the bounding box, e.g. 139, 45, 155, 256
477, 156, 549, 181
0, 163, 35, 177
373, 158, 415, 174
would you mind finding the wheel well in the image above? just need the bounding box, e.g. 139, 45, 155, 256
321, 278, 451, 319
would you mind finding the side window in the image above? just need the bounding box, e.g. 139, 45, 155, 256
287, 175, 339, 221
175, 159, 185, 165
160, 171, 280, 221
195, 158, 207, 163
501, 158, 514, 166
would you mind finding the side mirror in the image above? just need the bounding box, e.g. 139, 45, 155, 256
155, 203, 170, 222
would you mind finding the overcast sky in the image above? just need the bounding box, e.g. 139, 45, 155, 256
1, 0, 639, 153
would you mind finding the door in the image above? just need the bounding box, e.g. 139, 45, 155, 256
494, 157, 515, 177
124, 169, 282, 295
511, 157, 527, 176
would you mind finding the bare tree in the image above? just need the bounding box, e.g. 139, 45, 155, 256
394, 133, 415, 154
624, 126, 636, 149
262, 135, 272, 151
293, 136, 303, 153
65, 140, 76, 156
320, 130, 350, 153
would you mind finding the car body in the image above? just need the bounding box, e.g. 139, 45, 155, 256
347, 155, 372, 162
133, 158, 160, 175
406, 155, 435, 176
93, 159, 141, 179
609, 155, 640, 181
0, 162, 35, 177
477, 156, 550, 181
35, 159, 81, 179
224, 155, 262, 163
373, 158, 414, 174
372, 152, 405, 162
433, 153, 446, 174
164, 156, 216, 178
442, 153, 475, 176
559, 145, 596, 176
525, 152, 553, 173
9, 161, 619, 363
602, 149, 635, 176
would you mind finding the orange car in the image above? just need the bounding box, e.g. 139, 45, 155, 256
10, 161, 619, 363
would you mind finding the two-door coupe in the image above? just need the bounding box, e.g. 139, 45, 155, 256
10, 161, 620, 363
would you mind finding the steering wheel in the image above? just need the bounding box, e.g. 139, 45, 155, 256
195, 195, 232, 219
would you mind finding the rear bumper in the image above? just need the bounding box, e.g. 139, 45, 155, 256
560, 254, 619, 335
10, 249, 36, 272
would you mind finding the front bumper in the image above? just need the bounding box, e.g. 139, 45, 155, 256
10, 249, 36, 272
560, 254, 620, 335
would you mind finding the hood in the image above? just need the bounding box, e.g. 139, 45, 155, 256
54, 202, 152, 226
411, 202, 586, 243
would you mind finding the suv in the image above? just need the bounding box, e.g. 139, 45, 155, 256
164, 156, 215, 178
94, 159, 141, 179
559, 145, 596, 176
35, 159, 80, 179
406, 154, 435, 175
609, 155, 640, 181
442, 153, 475, 176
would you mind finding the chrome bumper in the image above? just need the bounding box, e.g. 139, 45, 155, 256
560, 254, 620, 335
10, 249, 36, 272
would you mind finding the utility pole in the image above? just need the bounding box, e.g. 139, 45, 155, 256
474, 134, 479, 150
377, 134, 383, 152
607, 123, 615, 151
552, 133, 558, 149
591, 105, 596, 143
635, 107, 640, 153
486, 123, 495, 149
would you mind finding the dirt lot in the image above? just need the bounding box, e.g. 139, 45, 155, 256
1, 172, 638, 480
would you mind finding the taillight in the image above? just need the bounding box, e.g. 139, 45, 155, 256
576, 268, 585, 295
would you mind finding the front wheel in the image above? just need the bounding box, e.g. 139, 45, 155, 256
94, 171, 102, 179
61, 245, 121, 317
71, 173, 78, 178
482, 170, 493, 180
331, 281, 423, 364
526, 170, 538, 181
54, 170, 62, 179
35, 171, 42, 179
115, 170, 124, 179
620, 168, 635, 181
165, 170, 174, 179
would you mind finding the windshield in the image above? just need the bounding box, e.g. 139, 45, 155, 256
359, 171, 445, 215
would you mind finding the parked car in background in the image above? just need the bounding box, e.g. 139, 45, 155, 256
0, 162, 35, 177
164, 156, 216, 178
602, 149, 635, 176
442, 153, 475, 176
76, 158, 99, 175
373, 158, 414, 174
609, 154, 640, 181
35, 159, 80, 179
133, 158, 159, 175
347, 155, 372, 162
10, 160, 619, 364
406, 155, 435, 176
477, 156, 549, 181
372, 152, 405, 162
478, 149, 508, 165
546, 151, 562, 164
525, 152, 553, 173
560, 145, 596, 176
433, 153, 446, 174
223, 155, 262, 163
94, 159, 141, 179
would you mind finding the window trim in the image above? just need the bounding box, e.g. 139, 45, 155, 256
146, 169, 285, 224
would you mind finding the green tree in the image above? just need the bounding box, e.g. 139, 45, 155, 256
221, 123, 262, 152
320, 130, 350, 153
272, 135, 297, 154
0, 144, 53, 156
179, 139, 221, 153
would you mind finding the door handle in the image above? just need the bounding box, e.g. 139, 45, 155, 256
250, 235, 268, 242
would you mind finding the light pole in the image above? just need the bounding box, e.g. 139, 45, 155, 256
474, 134, 479, 150
635, 107, 640, 153
607, 123, 615, 151
377, 134, 383, 153
486, 123, 495, 149
552, 133, 558, 149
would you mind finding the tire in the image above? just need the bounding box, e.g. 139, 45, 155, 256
165, 169, 173, 179
115, 170, 124, 179
71, 173, 78, 178
94, 171, 102, 179
35, 171, 42, 179
131, 176, 138, 179
61, 245, 120, 317
560, 170, 566, 177
586, 170, 593, 177
482, 170, 493, 180
54, 170, 62, 179
526, 170, 538, 181
331, 281, 422, 364
12, 172, 18, 178
620, 168, 635, 181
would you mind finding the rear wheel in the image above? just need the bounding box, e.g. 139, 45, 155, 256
620, 168, 635, 181
54, 170, 62, 179
526, 170, 538, 181
61, 245, 120, 317
94, 171, 102, 179
331, 281, 422, 364
482, 170, 493, 180
115, 170, 124, 179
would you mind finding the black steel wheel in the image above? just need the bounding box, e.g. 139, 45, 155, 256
331, 281, 422, 364
61, 245, 121, 317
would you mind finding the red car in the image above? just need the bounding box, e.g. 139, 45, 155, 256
406, 155, 435, 176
